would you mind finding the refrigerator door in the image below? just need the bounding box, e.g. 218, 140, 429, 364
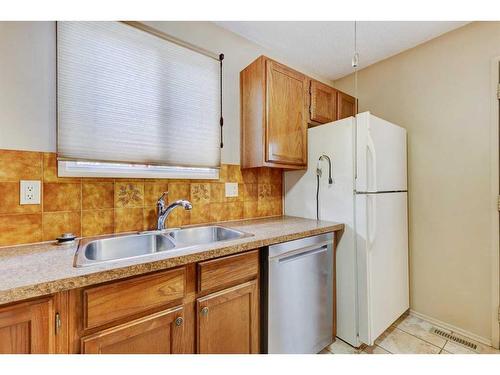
356, 192, 409, 345
356, 112, 407, 192
284, 117, 360, 346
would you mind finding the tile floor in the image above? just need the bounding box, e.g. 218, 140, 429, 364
319, 314, 500, 354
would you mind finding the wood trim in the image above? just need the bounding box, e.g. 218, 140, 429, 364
83, 267, 186, 330
197, 250, 259, 293
54, 291, 69, 354
240, 55, 266, 169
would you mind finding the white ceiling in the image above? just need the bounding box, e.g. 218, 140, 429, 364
215, 21, 469, 81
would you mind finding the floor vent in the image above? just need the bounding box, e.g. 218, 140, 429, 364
431, 328, 477, 350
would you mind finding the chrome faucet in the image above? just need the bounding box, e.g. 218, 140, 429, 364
157, 192, 193, 230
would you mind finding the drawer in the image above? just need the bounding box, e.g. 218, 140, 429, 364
83, 267, 186, 330
197, 250, 259, 292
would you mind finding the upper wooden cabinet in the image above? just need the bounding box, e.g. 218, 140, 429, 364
309, 79, 357, 125
309, 79, 338, 124
337, 91, 357, 120
0, 297, 54, 354
241, 56, 308, 169
241, 56, 358, 169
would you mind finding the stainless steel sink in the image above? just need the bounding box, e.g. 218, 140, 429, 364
74, 226, 252, 267
167, 225, 251, 246
74, 232, 176, 267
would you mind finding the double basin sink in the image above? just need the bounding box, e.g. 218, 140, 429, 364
74, 226, 253, 267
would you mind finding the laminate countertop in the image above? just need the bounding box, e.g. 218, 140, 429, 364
0, 216, 343, 306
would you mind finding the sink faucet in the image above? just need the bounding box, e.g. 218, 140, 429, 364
157, 192, 192, 230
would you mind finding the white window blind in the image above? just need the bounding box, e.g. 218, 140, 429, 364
57, 21, 221, 173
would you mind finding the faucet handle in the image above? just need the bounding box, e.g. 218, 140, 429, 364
157, 191, 168, 211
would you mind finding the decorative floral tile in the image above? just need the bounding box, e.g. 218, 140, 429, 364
190, 183, 210, 204
258, 184, 272, 199
115, 182, 144, 208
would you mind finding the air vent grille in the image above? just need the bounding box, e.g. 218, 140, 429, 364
432, 328, 477, 350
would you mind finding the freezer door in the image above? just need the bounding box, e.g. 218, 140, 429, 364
356, 112, 407, 192
356, 192, 409, 345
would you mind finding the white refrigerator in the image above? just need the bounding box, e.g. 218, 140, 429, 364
284, 111, 409, 347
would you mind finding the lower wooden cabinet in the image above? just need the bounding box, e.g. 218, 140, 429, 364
0, 297, 54, 354
197, 279, 259, 354
81, 306, 185, 354
0, 250, 262, 354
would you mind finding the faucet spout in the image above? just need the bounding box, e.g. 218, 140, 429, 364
157, 193, 192, 230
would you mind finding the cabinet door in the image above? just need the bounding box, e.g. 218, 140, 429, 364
266, 60, 307, 166
81, 306, 185, 354
310, 80, 337, 124
337, 91, 357, 120
197, 280, 259, 354
0, 298, 54, 354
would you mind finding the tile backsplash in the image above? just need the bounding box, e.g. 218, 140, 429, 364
0, 149, 283, 247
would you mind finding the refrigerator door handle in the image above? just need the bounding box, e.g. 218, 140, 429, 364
366, 133, 377, 193
368, 194, 377, 248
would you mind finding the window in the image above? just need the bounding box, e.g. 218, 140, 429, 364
57, 21, 222, 179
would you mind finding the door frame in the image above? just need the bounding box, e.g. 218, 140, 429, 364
489, 57, 500, 349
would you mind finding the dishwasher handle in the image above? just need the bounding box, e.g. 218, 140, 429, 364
275, 243, 329, 264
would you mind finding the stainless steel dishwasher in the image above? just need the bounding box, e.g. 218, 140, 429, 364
261, 232, 334, 354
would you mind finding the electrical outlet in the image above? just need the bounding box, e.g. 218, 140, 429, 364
20, 180, 41, 205
225, 182, 238, 197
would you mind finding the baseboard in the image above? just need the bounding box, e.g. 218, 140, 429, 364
409, 309, 492, 347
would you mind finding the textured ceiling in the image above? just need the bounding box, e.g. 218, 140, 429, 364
215, 21, 469, 80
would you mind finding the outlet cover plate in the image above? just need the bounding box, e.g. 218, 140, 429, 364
225, 182, 238, 197
20, 180, 41, 205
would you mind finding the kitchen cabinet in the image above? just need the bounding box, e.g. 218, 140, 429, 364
309, 79, 338, 125
81, 306, 185, 354
64, 250, 260, 354
241, 56, 308, 169
197, 280, 259, 354
0, 297, 54, 354
337, 91, 357, 120
241, 56, 358, 169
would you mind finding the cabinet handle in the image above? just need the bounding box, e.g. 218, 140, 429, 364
201, 307, 209, 316
175, 317, 183, 327
55, 312, 62, 335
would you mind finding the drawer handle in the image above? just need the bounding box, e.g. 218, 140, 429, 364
175, 317, 184, 326
201, 307, 209, 316
278, 245, 328, 263
55, 312, 62, 335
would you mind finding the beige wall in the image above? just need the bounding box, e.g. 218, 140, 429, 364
0, 21, 333, 164
0, 22, 56, 152
335, 21, 499, 341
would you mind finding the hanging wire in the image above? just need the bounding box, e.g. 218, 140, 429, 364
353, 21, 359, 111
352, 19, 361, 342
